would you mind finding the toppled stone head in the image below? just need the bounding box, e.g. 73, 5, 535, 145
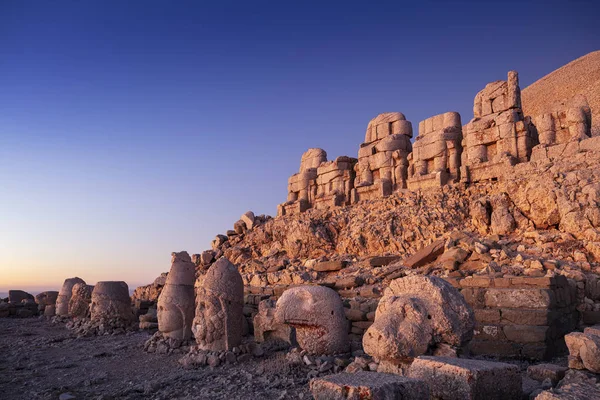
56, 277, 86, 316
363, 275, 474, 364
157, 251, 196, 340
90, 281, 134, 322
275, 285, 349, 355
192, 257, 244, 351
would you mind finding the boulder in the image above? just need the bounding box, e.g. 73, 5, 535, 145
241, 211, 255, 230
565, 331, 600, 373
8, 290, 34, 304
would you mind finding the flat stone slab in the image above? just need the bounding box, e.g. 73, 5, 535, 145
527, 363, 568, 384
310, 371, 429, 400
535, 382, 600, 400
408, 356, 522, 400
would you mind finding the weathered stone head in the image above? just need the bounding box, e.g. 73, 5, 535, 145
275, 285, 349, 355
68, 283, 94, 318
157, 251, 196, 340
56, 277, 86, 316
35, 291, 59, 307
192, 257, 244, 351
363, 276, 474, 364
90, 281, 134, 322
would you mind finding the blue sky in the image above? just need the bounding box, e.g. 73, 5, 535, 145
0, 0, 598, 293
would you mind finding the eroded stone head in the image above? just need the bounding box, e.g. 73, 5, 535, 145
192, 257, 244, 351
275, 285, 349, 355
157, 251, 196, 340
90, 281, 133, 322
363, 275, 474, 364
56, 277, 86, 316
68, 283, 94, 318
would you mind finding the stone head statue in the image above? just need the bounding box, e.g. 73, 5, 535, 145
90, 281, 134, 322
363, 276, 474, 364
192, 257, 244, 351
68, 283, 94, 318
157, 251, 196, 340
56, 277, 86, 316
275, 285, 349, 355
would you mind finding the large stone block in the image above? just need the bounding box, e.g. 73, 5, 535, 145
484, 288, 554, 309
408, 356, 522, 400
56, 277, 86, 316
310, 372, 429, 400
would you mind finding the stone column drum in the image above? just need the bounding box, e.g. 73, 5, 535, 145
56, 277, 86, 316
157, 251, 196, 340
192, 257, 244, 351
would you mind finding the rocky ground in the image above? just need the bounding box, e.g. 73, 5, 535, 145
0, 318, 312, 400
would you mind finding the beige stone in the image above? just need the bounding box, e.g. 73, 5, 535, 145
275, 285, 349, 355
157, 251, 196, 340
408, 356, 522, 400
90, 281, 133, 322
565, 331, 600, 373
56, 277, 86, 316
253, 299, 294, 345
192, 257, 244, 351
363, 276, 474, 364
68, 283, 94, 318
310, 372, 429, 400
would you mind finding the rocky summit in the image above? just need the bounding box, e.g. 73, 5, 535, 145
2, 51, 600, 400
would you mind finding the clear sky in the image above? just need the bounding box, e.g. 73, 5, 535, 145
1, 0, 598, 294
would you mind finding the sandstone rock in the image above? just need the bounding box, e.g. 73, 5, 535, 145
90, 281, 134, 322
241, 211, 255, 230
311, 260, 347, 272
56, 277, 86, 316
35, 291, 59, 307
565, 331, 600, 373
368, 256, 400, 267
408, 356, 522, 400
403, 238, 445, 268
192, 257, 244, 352
528, 363, 568, 385
253, 299, 295, 345
363, 275, 474, 364
275, 285, 349, 355
8, 290, 34, 304
68, 283, 94, 318
310, 372, 429, 400
157, 251, 196, 340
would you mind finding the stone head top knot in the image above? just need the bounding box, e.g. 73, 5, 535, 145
166, 251, 195, 285
202, 257, 244, 303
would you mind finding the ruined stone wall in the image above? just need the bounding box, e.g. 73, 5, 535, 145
445, 275, 578, 360
242, 275, 579, 360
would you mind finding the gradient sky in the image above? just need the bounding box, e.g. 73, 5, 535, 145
1, 0, 598, 294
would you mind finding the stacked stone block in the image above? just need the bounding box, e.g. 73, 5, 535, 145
408, 112, 463, 189
446, 275, 577, 360
312, 156, 357, 210
461, 71, 536, 183
352, 112, 412, 202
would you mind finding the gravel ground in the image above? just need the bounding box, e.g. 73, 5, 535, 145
0, 318, 311, 400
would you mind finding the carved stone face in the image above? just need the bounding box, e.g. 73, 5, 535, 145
363, 276, 474, 364
275, 285, 349, 355
191, 258, 244, 351
192, 290, 225, 346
